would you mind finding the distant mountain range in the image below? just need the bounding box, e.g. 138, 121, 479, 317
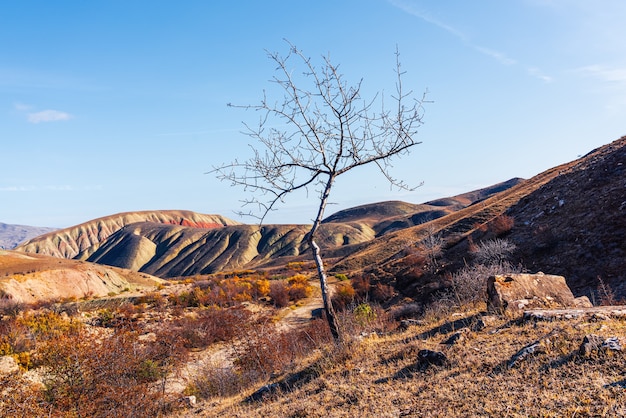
5, 135, 626, 303
11, 181, 521, 278
0, 223, 57, 250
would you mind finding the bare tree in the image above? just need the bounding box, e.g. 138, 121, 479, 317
213, 42, 428, 342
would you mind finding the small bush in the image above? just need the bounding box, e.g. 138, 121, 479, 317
371, 283, 395, 303
472, 238, 517, 267
287, 274, 313, 301
174, 306, 252, 349
335, 273, 349, 281
186, 362, 244, 399
269, 281, 290, 308
235, 317, 331, 383
351, 274, 371, 298
332, 282, 356, 311
488, 214, 514, 236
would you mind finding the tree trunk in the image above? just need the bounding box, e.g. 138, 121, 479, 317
309, 238, 341, 343
308, 175, 342, 343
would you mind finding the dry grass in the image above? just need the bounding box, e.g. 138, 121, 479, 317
175, 309, 626, 417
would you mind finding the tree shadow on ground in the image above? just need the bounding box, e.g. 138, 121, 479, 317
244, 363, 322, 403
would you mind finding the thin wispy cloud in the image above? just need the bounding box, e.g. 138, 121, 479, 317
13, 103, 74, 124
473, 46, 516, 66
388, 0, 515, 66
27, 109, 73, 124
13, 102, 33, 111
576, 65, 626, 86
0, 185, 102, 192
527, 67, 553, 83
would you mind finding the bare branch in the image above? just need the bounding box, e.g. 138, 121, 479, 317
213, 41, 429, 342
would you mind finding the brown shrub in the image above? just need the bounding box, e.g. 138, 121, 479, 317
269, 280, 290, 308
0, 373, 47, 417
351, 274, 371, 299
371, 283, 395, 303
174, 306, 252, 349
235, 317, 331, 382
489, 214, 515, 236
287, 274, 313, 301
38, 329, 172, 417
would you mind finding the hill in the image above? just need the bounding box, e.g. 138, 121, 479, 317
0, 249, 162, 304
2, 136, 626, 417
14, 184, 520, 278
15, 210, 240, 259
338, 135, 626, 304
10, 136, 626, 302
0, 223, 57, 250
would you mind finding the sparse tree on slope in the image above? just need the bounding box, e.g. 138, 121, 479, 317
213, 42, 428, 342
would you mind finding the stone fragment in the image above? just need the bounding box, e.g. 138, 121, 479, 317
579, 334, 603, 357
573, 296, 593, 308
508, 329, 560, 368
602, 337, 623, 352
487, 273, 577, 315
417, 349, 448, 367
0, 355, 19, 375
440, 329, 468, 346
399, 319, 425, 331
577, 334, 621, 357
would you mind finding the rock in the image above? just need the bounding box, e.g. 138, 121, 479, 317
508, 342, 543, 368
0, 355, 19, 375
440, 330, 468, 346
182, 395, 196, 407
471, 315, 499, 332
487, 273, 577, 315
523, 306, 626, 322
508, 329, 560, 368
417, 349, 448, 367
399, 319, 425, 331
573, 296, 593, 308
579, 334, 606, 357
246, 383, 281, 402
602, 337, 623, 351
579, 334, 624, 357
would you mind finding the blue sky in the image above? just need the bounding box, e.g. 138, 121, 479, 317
2, 0, 625, 227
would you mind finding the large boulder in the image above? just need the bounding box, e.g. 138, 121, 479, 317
487, 272, 580, 315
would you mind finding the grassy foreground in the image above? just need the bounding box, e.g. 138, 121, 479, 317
181, 308, 626, 417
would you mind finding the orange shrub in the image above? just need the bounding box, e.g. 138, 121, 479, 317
332, 282, 356, 311
287, 274, 313, 301
254, 278, 271, 298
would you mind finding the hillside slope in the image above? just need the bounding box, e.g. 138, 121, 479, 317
14, 184, 519, 278
340, 135, 626, 302
506, 136, 626, 298
0, 249, 162, 304
15, 210, 240, 259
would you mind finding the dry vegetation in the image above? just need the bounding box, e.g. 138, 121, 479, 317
178, 309, 626, 417
3, 238, 625, 417
3, 279, 625, 417
2, 137, 626, 416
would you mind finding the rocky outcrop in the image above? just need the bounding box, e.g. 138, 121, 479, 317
523, 306, 626, 322
508, 329, 560, 368
487, 273, 583, 315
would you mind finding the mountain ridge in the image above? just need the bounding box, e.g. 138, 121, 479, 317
12, 181, 520, 277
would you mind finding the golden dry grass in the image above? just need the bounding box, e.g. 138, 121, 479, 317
176, 309, 626, 417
